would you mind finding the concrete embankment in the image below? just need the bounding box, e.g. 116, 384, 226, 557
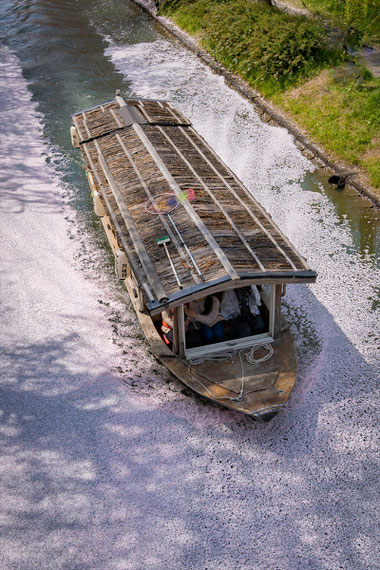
130, 0, 379, 207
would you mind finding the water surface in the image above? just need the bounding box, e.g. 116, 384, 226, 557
1, 0, 378, 364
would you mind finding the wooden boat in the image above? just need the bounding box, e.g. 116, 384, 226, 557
70, 93, 317, 421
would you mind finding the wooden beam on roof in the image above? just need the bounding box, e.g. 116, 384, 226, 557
273, 284, 282, 339
157, 125, 266, 272
110, 108, 123, 128
179, 126, 301, 272
72, 114, 88, 143
82, 144, 155, 302
81, 111, 91, 139
166, 102, 185, 123
146, 270, 316, 315
93, 140, 168, 303
116, 94, 127, 108
132, 123, 240, 282
115, 133, 201, 285
136, 101, 151, 123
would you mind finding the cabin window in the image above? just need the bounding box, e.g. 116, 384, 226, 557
156, 285, 278, 358
181, 285, 275, 358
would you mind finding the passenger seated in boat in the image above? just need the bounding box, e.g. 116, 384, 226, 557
185, 295, 225, 345
161, 308, 174, 345
220, 286, 266, 337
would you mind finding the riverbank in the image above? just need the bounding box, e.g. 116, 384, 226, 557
131, 0, 380, 206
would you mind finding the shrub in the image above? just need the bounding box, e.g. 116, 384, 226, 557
300, 0, 380, 45
161, 0, 341, 95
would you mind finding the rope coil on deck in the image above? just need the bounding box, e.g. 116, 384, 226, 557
188, 344, 274, 403
245, 343, 274, 365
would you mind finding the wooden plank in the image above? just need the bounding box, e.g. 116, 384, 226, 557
273, 284, 282, 339
115, 133, 200, 285
176, 305, 185, 358
116, 94, 127, 108
82, 144, 155, 302
137, 101, 151, 122
133, 123, 240, 282
82, 111, 92, 138
110, 108, 123, 128
72, 114, 86, 143
94, 140, 168, 303
157, 125, 266, 272
185, 126, 310, 271
166, 102, 184, 123
172, 306, 179, 355
146, 269, 318, 315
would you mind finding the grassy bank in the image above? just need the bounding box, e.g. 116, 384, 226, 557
159, 0, 380, 193
287, 0, 380, 46
160, 0, 341, 96
273, 70, 380, 188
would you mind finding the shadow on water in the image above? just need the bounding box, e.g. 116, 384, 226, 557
1, 2, 379, 565
0, 100, 62, 214
0, 295, 377, 568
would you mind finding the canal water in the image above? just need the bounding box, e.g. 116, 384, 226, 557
2, 0, 378, 367
1, 1, 379, 568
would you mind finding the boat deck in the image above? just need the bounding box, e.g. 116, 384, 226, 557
171, 329, 297, 416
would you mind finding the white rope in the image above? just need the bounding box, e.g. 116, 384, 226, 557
188, 344, 274, 403
189, 351, 234, 366
245, 343, 274, 364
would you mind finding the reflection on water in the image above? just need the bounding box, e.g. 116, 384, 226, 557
301, 171, 379, 261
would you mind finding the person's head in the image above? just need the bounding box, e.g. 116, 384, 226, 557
202, 295, 213, 315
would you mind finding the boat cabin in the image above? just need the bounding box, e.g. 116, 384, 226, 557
71, 94, 317, 418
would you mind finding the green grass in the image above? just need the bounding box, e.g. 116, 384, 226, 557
273, 71, 380, 187
162, 0, 211, 34
160, 0, 380, 191
300, 0, 380, 46
160, 0, 341, 96
366, 157, 380, 188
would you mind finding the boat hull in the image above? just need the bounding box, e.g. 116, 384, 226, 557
125, 278, 297, 420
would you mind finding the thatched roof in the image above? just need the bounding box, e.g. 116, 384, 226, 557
72, 96, 316, 312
